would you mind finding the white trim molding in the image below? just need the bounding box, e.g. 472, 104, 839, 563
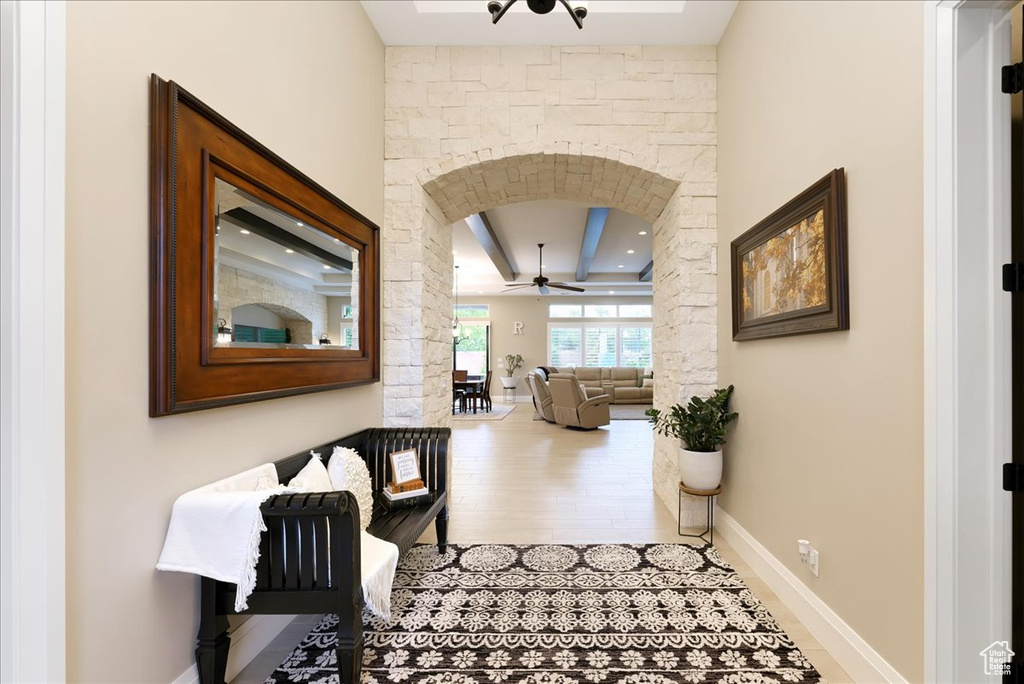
923, 1, 1015, 682
716, 511, 907, 684
0, 1, 67, 682
171, 615, 297, 684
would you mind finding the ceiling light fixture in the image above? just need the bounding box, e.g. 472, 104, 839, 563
285, 249, 294, 254
323, 265, 331, 270
487, 0, 587, 29
452, 265, 468, 342
618, 264, 625, 268
638, 231, 647, 236
239, 229, 250, 235
297, 222, 304, 227
627, 249, 635, 254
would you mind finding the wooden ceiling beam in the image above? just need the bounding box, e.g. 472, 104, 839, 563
465, 211, 518, 282
575, 207, 610, 282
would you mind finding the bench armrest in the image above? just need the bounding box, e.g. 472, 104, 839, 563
258, 491, 362, 598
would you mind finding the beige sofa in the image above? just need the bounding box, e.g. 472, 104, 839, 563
534, 367, 654, 404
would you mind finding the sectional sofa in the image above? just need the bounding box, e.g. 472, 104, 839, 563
532, 366, 654, 404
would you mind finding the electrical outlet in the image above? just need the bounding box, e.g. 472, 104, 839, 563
807, 547, 819, 577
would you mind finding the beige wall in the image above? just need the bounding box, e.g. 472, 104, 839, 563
456, 295, 654, 396
64, 2, 383, 681
717, 1, 923, 681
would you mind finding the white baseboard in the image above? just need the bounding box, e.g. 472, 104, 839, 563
171, 614, 297, 684
715, 510, 906, 684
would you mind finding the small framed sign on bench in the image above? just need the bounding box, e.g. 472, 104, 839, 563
389, 448, 423, 491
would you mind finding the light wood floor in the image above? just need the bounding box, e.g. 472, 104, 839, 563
233, 400, 851, 683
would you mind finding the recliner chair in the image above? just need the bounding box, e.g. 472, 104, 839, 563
527, 371, 556, 423
548, 373, 611, 429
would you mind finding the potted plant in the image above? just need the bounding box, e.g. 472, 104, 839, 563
500, 353, 524, 389
645, 386, 738, 490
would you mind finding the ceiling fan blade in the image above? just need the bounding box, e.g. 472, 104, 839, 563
503, 283, 536, 291
538, 284, 550, 295
549, 283, 586, 293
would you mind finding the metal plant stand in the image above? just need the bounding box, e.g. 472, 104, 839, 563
678, 482, 722, 544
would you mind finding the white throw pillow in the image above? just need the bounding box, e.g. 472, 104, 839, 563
288, 452, 334, 493
328, 446, 374, 531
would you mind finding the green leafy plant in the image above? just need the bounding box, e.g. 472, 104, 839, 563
645, 385, 738, 452
504, 353, 524, 377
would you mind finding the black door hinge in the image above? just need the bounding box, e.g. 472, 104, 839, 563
1004, 62, 1024, 94
1006, 463, 1024, 492
1005, 264, 1024, 292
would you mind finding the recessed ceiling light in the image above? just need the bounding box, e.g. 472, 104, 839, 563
639, 231, 647, 236
333, 238, 341, 243
627, 249, 635, 254
239, 229, 251, 235
285, 249, 294, 254
618, 264, 625, 268
297, 222, 304, 227
323, 265, 331, 270
609, 290, 615, 294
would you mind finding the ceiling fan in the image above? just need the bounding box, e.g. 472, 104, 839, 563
504, 243, 585, 295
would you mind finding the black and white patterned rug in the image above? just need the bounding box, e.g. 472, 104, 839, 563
268, 543, 823, 684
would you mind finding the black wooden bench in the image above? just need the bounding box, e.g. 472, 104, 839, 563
195, 427, 451, 684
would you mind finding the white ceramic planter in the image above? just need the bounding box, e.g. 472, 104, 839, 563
678, 447, 723, 490
499, 376, 517, 389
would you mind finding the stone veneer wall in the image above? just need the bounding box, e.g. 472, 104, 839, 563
383, 46, 718, 521
217, 264, 329, 345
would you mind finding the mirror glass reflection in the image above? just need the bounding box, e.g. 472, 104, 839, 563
213, 178, 360, 350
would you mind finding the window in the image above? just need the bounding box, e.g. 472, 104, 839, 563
549, 304, 582, 318
455, 305, 489, 318
584, 304, 618, 318
584, 327, 617, 366
549, 327, 583, 366
342, 304, 354, 319
548, 323, 652, 367
454, 321, 490, 376
619, 327, 652, 367
618, 304, 652, 318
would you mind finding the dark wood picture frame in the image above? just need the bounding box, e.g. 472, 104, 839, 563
150, 75, 380, 416
730, 169, 848, 341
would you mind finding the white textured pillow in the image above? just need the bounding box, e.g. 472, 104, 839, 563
288, 452, 334, 493
328, 446, 373, 531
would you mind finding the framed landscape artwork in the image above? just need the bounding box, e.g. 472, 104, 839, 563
730, 169, 849, 341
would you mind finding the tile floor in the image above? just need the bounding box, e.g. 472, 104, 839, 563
233, 399, 851, 683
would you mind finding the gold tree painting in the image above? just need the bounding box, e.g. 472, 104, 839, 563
741, 208, 827, 322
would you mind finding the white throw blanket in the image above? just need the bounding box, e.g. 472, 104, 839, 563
157, 464, 288, 612
157, 463, 400, 619
359, 530, 399, 620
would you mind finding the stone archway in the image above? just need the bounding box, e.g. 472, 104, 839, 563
382, 142, 718, 517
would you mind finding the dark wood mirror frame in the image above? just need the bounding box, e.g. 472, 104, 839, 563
150, 75, 380, 416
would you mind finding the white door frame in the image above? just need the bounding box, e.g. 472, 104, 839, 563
924, 1, 1015, 681
0, 1, 67, 682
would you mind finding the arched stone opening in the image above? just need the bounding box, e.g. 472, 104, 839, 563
230, 303, 314, 345
382, 142, 718, 517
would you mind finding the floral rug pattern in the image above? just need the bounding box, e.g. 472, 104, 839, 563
267, 543, 823, 684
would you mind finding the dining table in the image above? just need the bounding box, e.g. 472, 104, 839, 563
453, 378, 486, 414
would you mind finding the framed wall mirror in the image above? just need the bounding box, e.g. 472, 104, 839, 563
150, 75, 379, 416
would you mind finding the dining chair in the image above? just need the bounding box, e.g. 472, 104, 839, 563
466, 370, 493, 412
452, 370, 468, 413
